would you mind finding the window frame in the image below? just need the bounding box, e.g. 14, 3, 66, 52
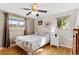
56, 15, 70, 29
9, 18, 25, 30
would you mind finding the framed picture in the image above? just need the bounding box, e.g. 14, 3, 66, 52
46, 23, 50, 26
38, 21, 42, 25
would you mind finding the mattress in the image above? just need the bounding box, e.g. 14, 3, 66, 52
15, 34, 49, 54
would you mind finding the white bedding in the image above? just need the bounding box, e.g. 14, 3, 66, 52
15, 34, 49, 54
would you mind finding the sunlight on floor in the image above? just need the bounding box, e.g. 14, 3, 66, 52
37, 49, 44, 52
0, 48, 3, 49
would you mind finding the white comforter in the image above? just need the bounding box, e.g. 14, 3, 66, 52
15, 34, 49, 54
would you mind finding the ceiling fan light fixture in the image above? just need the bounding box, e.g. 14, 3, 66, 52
22, 3, 47, 17
31, 11, 37, 15
32, 3, 37, 11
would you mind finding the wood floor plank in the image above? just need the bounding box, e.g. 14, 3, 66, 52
0, 44, 72, 55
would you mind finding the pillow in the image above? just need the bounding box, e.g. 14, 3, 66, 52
39, 32, 48, 36
35, 31, 48, 36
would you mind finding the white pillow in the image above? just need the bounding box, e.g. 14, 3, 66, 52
35, 31, 48, 36
39, 32, 48, 36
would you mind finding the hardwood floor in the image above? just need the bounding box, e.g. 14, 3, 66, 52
0, 45, 27, 55
0, 44, 72, 55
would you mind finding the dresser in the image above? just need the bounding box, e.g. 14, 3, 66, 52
73, 29, 79, 55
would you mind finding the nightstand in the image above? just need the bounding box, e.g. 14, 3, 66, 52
50, 34, 60, 48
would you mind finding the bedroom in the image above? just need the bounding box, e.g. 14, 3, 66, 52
0, 3, 79, 55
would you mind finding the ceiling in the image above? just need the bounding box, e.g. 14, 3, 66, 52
0, 3, 79, 19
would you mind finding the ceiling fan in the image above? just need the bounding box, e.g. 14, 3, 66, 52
22, 3, 47, 17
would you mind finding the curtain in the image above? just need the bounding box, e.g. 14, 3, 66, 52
24, 18, 27, 35
3, 13, 10, 48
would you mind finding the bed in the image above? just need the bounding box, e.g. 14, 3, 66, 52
15, 32, 49, 55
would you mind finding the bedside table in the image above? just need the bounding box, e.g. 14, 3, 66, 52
50, 34, 60, 48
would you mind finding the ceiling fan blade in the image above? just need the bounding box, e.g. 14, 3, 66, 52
38, 10, 47, 13
26, 12, 31, 15
22, 8, 30, 10
36, 13, 39, 17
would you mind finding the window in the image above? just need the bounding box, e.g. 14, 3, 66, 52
18, 20, 25, 26
9, 19, 18, 25
18, 20, 25, 29
9, 18, 25, 30
9, 18, 18, 28
56, 15, 70, 29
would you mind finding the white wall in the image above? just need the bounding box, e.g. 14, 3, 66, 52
57, 29, 73, 48
0, 11, 5, 47
76, 8, 79, 27
34, 16, 52, 33
26, 19, 34, 34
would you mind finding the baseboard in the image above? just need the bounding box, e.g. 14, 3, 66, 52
60, 45, 72, 49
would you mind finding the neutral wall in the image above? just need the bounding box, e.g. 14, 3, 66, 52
76, 8, 79, 27
0, 11, 5, 47
26, 18, 34, 34
34, 16, 52, 33
57, 29, 73, 48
